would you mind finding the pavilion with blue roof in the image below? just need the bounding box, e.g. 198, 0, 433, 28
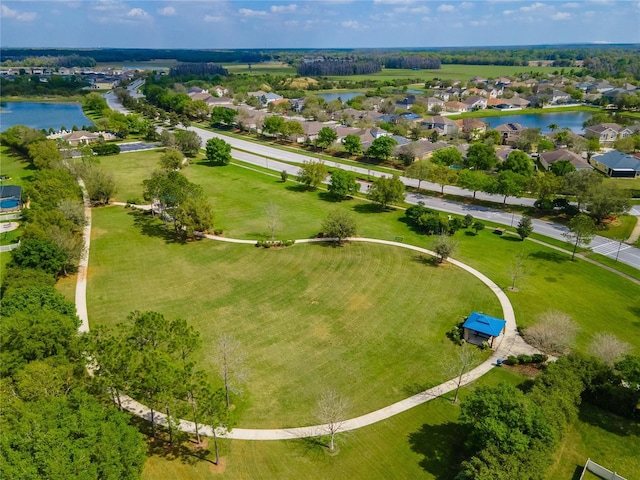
462, 312, 507, 349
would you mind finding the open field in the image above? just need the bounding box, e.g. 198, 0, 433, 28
327, 64, 558, 83
88, 205, 497, 427
0, 146, 36, 189
90, 151, 640, 351
223, 61, 295, 76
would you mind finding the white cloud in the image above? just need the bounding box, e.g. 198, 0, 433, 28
562, 2, 580, 7
204, 15, 224, 22
271, 4, 297, 13
437, 4, 455, 12
503, 9, 514, 15
158, 6, 175, 16
551, 11, 570, 20
395, 5, 430, 13
1, 4, 37, 21
469, 19, 488, 26
127, 8, 150, 19
239, 8, 268, 16
373, 0, 415, 4
342, 19, 363, 28
520, 2, 546, 12
460, 2, 474, 8
93, 0, 122, 12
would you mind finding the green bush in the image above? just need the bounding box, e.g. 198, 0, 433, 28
531, 353, 548, 364
91, 143, 121, 156
506, 355, 519, 365
517, 354, 532, 364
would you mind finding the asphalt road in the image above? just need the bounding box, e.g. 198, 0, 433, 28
188, 125, 640, 270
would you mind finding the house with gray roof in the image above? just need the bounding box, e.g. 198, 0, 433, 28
589, 151, 640, 178
584, 123, 633, 143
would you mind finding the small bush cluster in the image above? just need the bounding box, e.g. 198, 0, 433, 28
213, 229, 223, 236
447, 323, 465, 345
255, 239, 295, 248
91, 143, 120, 156
504, 353, 548, 365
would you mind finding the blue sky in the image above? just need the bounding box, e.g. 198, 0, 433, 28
1, 1, 639, 49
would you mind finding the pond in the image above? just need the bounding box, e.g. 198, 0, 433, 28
312, 91, 365, 103
0, 102, 94, 132
477, 111, 592, 133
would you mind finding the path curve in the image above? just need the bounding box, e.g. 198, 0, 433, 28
76, 204, 522, 441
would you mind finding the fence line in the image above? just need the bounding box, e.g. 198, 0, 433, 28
0, 240, 20, 252
579, 458, 627, 480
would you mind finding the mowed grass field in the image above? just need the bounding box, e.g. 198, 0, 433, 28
326, 64, 558, 83
96, 151, 640, 351
89, 206, 498, 427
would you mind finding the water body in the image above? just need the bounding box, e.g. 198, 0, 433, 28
0, 102, 94, 132
313, 91, 365, 103
477, 111, 592, 134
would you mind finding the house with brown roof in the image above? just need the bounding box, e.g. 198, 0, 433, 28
455, 118, 487, 140
540, 149, 592, 171
584, 123, 633, 143
494, 123, 524, 144
444, 101, 469, 113
63, 130, 101, 145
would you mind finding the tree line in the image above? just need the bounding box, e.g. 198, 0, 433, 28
384, 56, 441, 70
452, 353, 640, 479
297, 60, 382, 76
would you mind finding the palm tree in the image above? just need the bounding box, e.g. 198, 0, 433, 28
547, 123, 559, 132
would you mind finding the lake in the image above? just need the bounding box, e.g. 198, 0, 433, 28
313, 91, 365, 103
477, 111, 592, 133
0, 102, 94, 132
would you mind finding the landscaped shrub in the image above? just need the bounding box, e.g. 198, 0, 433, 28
255, 239, 295, 249
506, 355, 519, 365
534, 198, 554, 212
91, 143, 120, 156
531, 353, 548, 364
447, 323, 464, 345
517, 354, 532, 364
213, 229, 223, 236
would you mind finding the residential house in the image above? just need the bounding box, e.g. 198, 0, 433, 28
584, 123, 633, 143
213, 85, 229, 97
424, 97, 445, 112
435, 88, 461, 102
550, 89, 571, 104
462, 312, 506, 349
494, 123, 524, 144
444, 101, 469, 113
63, 130, 101, 145
395, 95, 417, 110
539, 149, 592, 171
463, 96, 488, 110
455, 118, 487, 140
421, 116, 460, 136
590, 151, 640, 178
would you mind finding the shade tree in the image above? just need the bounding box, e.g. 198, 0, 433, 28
342, 134, 362, 156
366, 136, 398, 161
205, 137, 232, 166
563, 214, 596, 261
328, 169, 360, 200
296, 160, 328, 189
368, 174, 405, 209
465, 143, 498, 171
321, 210, 358, 243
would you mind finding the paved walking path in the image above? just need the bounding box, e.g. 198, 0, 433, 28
75, 200, 532, 440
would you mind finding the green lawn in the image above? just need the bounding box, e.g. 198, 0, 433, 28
88, 206, 497, 427
92, 151, 640, 354
327, 64, 558, 83
140, 367, 526, 480
596, 215, 637, 241
547, 403, 640, 480
0, 145, 36, 188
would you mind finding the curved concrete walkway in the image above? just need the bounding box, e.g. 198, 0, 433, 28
76, 203, 522, 440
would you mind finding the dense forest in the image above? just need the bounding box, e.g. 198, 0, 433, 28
297, 60, 381, 76
384, 56, 441, 70
169, 63, 228, 77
